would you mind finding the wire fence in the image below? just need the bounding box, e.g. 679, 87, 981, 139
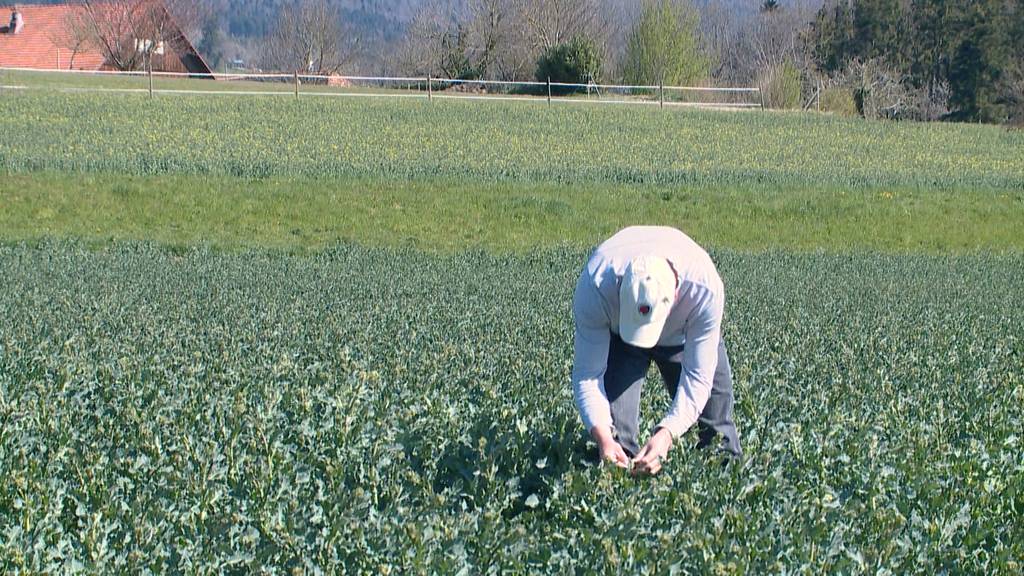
0, 67, 764, 110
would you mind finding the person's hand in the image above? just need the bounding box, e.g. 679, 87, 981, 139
632, 427, 672, 476
598, 438, 631, 469
590, 426, 630, 469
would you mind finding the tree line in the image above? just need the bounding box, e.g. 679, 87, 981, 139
810, 0, 1023, 123
387, 0, 1022, 123
22, 0, 1022, 123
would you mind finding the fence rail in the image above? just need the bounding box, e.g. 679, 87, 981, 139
0, 67, 763, 110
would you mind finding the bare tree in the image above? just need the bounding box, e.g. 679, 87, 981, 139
395, 0, 627, 82
69, 0, 205, 71
699, 1, 751, 84
841, 58, 912, 119
262, 0, 356, 75
51, 11, 92, 69
697, 0, 822, 86
758, 0, 821, 70
464, 0, 521, 79
510, 0, 606, 52
394, 0, 460, 77
597, 0, 638, 81
395, 0, 515, 80
486, 10, 533, 81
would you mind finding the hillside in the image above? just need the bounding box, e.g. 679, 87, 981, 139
216, 0, 426, 40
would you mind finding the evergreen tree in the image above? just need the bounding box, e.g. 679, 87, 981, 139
535, 36, 603, 92
811, 0, 1021, 123
909, 0, 949, 97
811, 1, 854, 73
852, 0, 903, 65
946, 0, 1010, 122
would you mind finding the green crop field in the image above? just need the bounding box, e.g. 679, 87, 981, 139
2, 92, 1022, 188
1, 91, 1023, 252
1, 243, 1021, 572
1, 88, 1023, 572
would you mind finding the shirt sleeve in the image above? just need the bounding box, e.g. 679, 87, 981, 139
657, 288, 724, 439
571, 274, 612, 433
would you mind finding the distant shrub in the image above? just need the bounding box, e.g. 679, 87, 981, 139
535, 36, 602, 94
759, 60, 801, 109
821, 86, 857, 116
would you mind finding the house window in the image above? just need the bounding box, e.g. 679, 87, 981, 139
134, 38, 165, 55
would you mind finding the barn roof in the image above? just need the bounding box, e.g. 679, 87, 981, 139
0, 2, 212, 75
0, 4, 106, 70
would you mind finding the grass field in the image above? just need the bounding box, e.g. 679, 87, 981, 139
1, 88, 1022, 572
2, 173, 1022, 252
1, 91, 1023, 252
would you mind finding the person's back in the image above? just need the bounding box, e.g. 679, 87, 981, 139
578, 226, 723, 348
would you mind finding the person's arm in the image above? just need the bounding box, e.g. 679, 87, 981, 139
656, 289, 724, 439
571, 276, 629, 467
571, 276, 612, 434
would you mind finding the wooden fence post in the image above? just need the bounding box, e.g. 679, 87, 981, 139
148, 58, 153, 98
427, 75, 432, 101
659, 81, 664, 109
547, 77, 551, 105
294, 71, 299, 98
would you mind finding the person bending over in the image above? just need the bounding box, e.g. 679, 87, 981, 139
572, 226, 741, 476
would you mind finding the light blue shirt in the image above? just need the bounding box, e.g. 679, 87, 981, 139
572, 226, 725, 438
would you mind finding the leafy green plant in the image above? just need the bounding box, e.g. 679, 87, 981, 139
0, 241, 1021, 572
623, 0, 708, 87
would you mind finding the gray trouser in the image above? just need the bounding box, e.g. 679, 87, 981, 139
605, 332, 742, 457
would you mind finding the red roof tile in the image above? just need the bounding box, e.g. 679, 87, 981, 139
0, 4, 107, 70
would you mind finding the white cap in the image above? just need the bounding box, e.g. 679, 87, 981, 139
619, 256, 677, 348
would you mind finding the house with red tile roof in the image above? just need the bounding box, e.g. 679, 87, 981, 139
0, 2, 211, 75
